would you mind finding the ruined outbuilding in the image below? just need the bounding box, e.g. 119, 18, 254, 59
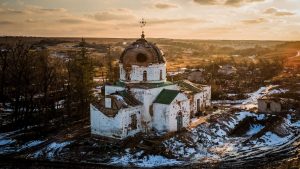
258, 96, 285, 114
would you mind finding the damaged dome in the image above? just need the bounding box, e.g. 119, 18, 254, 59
120, 38, 166, 67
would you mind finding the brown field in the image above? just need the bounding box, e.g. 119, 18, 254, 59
1, 36, 300, 73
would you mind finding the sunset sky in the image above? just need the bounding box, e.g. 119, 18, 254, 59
0, 0, 299, 40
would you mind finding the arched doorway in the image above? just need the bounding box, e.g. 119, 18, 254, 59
176, 112, 183, 131
143, 70, 147, 81
197, 99, 200, 112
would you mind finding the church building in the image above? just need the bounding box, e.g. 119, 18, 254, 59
90, 29, 211, 139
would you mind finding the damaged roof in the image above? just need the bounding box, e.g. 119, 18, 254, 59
258, 96, 287, 104
92, 90, 141, 117
120, 38, 166, 66
154, 89, 180, 105
177, 80, 202, 94
116, 90, 141, 106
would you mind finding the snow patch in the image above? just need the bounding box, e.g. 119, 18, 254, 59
246, 124, 264, 136
0, 139, 15, 146
252, 132, 292, 146
31, 141, 72, 159
268, 89, 288, 95
291, 121, 300, 127
110, 151, 182, 167
46, 141, 72, 159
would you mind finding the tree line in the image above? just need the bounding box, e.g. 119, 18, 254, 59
0, 40, 94, 131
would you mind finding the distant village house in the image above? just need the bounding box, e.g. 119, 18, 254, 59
218, 64, 237, 75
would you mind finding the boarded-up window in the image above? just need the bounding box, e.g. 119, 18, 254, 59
130, 114, 137, 130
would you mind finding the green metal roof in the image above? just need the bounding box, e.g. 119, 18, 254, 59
154, 89, 180, 105
113, 81, 175, 89
115, 81, 126, 87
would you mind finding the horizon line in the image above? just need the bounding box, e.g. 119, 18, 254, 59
0, 35, 299, 42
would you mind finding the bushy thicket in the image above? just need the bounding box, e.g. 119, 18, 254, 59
0, 40, 94, 131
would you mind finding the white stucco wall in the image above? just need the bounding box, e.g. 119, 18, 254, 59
186, 85, 211, 116
152, 103, 168, 131
190, 92, 204, 116
119, 63, 167, 83
130, 84, 179, 130
152, 93, 190, 132
203, 85, 212, 107
102, 83, 180, 132
90, 104, 143, 139
258, 100, 282, 113
166, 93, 190, 132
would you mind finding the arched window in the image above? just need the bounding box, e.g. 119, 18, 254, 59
143, 70, 147, 81
126, 73, 130, 81
160, 70, 163, 80
130, 114, 137, 130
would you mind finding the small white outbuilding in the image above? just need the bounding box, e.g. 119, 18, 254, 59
152, 89, 190, 132
258, 96, 284, 114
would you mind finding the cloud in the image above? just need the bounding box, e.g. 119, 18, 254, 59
149, 18, 205, 25
0, 20, 15, 25
25, 18, 42, 23
26, 6, 67, 14
58, 18, 86, 24
0, 8, 26, 15
225, 0, 265, 6
264, 7, 295, 16
193, 0, 220, 5
90, 8, 136, 21
153, 2, 179, 9
0, 6, 67, 16
241, 18, 267, 24
115, 17, 206, 30
193, 0, 266, 6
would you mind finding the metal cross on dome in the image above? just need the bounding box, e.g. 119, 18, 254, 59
139, 18, 146, 29
139, 18, 146, 39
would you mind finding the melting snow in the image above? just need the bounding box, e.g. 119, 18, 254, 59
268, 89, 288, 95
162, 110, 298, 165
0, 139, 15, 146
0, 138, 44, 155
31, 141, 72, 159
246, 124, 264, 136
214, 85, 288, 111
18, 140, 44, 151
291, 121, 300, 127
110, 152, 182, 167
252, 132, 292, 147
46, 142, 72, 159
235, 111, 254, 121
242, 86, 267, 105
